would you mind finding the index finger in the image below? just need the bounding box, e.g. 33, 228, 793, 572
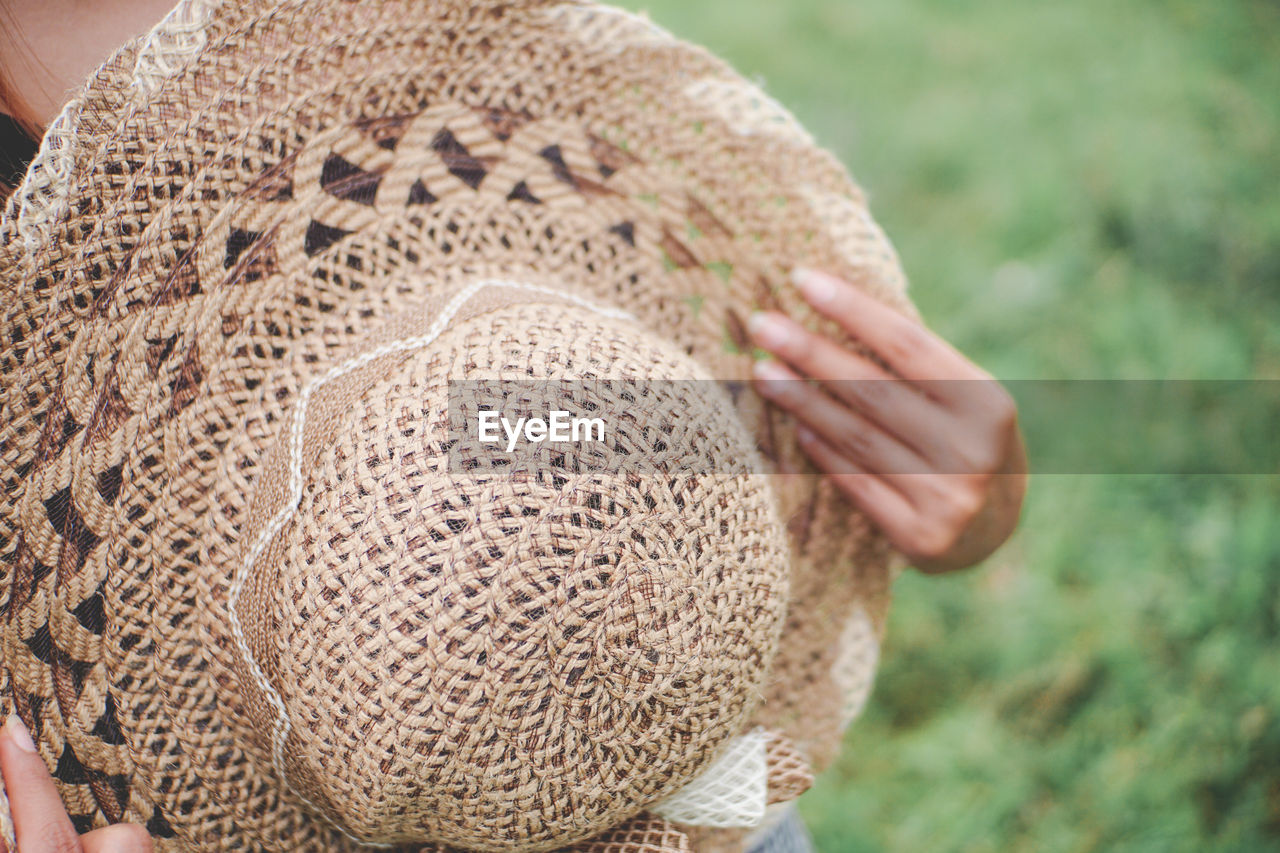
792, 268, 980, 385
1, 715, 85, 853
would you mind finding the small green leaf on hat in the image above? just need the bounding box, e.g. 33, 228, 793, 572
684, 294, 705, 319
706, 260, 733, 283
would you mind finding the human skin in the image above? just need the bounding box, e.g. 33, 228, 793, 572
0, 0, 178, 126
1, 716, 152, 852
0, 0, 1027, 844
751, 269, 1028, 574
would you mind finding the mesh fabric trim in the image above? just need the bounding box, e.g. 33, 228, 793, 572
652, 728, 769, 828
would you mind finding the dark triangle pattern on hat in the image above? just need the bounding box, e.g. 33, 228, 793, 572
0, 0, 912, 849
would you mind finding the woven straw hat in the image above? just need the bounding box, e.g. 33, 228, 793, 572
0, 0, 914, 850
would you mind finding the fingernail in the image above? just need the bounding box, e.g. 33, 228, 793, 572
792, 267, 836, 306
748, 312, 789, 350
797, 425, 816, 444
5, 714, 36, 753
752, 359, 792, 383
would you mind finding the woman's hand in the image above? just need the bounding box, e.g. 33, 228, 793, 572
1, 715, 152, 853
749, 268, 1027, 573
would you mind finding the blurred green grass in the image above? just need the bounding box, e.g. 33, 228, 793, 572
614, 0, 1280, 849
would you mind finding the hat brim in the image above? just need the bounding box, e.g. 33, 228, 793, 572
0, 0, 910, 849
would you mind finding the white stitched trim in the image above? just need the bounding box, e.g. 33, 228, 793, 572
226, 279, 633, 846
8, 0, 217, 254
652, 727, 769, 827
131, 0, 220, 95
542, 3, 677, 52
14, 101, 83, 254
797, 184, 908, 297
682, 78, 814, 146
831, 605, 879, 728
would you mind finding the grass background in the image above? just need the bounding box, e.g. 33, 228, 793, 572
611, 0, 1280, 850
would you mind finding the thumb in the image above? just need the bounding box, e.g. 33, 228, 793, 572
0, 714, 83, 852
1, 712, 83, 845
0, 717, 153, 852
82, 824, 153, 853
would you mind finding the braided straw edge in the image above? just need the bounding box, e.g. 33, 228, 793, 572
0, 6, 218, 849
5, 0, 219, 254
0, 1, 881, 846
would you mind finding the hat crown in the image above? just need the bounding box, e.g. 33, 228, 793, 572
236, 295, 789, 848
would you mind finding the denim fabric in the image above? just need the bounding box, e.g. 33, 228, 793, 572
745, 808, 816, 853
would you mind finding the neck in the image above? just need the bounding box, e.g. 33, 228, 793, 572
0, 0, 180, 127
